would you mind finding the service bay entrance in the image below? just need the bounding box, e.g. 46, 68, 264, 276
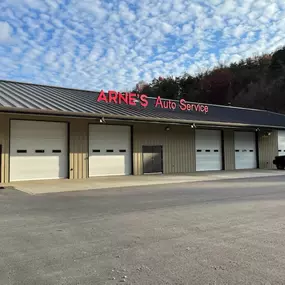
278, 131, 285, 155
88, 124, 132, 177
234, 131, 257, 169
10, 120, 68, 181
195, 130, 223, 171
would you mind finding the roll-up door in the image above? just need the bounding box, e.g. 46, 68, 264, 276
10, 120, 68, 181
234, 131, 257, 169
195, 130, 222, 171
89, 124, 131, 176
278, 131, 285, 155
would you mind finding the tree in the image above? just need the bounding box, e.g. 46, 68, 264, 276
138, 76, 180, 100
270, 47, 285, 78
179, 73, 203, 102
200, 68, 233, 105
132, 46, 285, 113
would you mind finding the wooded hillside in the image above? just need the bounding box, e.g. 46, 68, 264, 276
134, 47, 285, 113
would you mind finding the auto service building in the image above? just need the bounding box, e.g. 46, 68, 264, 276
0, 79, 285, 183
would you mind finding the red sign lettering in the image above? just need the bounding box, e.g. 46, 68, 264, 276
108, 90, 117, 103
155, 96, 177, 110
118, 92, 128, 104
140, 94, 148, 108
179, 99, 208, 114
128, 93, 137, 106
155, 96, 163, 108
96, 90, 209, 114
97, 90, 108, 103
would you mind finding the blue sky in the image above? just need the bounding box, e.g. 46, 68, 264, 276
1, 0, 285, 91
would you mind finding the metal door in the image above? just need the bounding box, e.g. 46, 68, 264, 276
152, 146, 163, 173
142, 146, 153, 174
142, 145, 163, 174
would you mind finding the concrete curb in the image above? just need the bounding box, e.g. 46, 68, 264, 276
4, 171, 285, 195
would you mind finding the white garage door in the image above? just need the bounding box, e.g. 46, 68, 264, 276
195, 130, 222, 171
278, 131, 285, 155
10, 120, 68, 181
89, 124, 131, 177
234, 131, 257, 169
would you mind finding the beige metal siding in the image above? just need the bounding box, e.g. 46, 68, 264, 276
133, 124, 195, 175
69, 120, 88, 179
0, 111, 279, 182
0, 115, 9, 183
223, 130, 235, 170
258, 130, 278, 169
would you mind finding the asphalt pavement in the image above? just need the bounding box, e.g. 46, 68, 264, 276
1, 175, 285, 284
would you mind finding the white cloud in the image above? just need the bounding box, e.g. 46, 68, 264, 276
44, 50, 57, 64
264, 3, 278, 18
7, 0, 49, 12
88, 46, 103, 62
0, 0, 285, 90
75, 0, 107, 21
233, 25, 246, 38
44, 0, 60, 10
0, 21, 13, 43
161, 22, 173, 34
118, 2, 136, 21
181, 23, 193, 35
217, 0, 236, 14
231, 54, 242, 63
12, 47, 22, 54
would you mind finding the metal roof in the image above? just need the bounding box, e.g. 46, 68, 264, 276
1, 79, 285, 129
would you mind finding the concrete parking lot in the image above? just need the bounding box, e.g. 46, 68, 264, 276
1, 175, 285, 284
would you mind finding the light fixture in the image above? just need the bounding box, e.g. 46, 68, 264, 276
262, 131, 272, 137
191, 123, 196, 129
165, 126, 170, 131
99, 117, 106, 123
256, 128, 260, 132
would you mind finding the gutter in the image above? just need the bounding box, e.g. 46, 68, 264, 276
0, 106, 284, 130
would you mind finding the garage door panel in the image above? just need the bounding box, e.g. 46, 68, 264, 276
89, 125, 131, 177
196, 150, 221, 171
195, 130, 222, 171
234, 131, 257, 169
10, 156, 66, 181
90, 154, 129, 176
278, 131, 285, 154
10, 120, 68, 181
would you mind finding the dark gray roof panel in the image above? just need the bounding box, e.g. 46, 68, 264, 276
1, 80, 285, 128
